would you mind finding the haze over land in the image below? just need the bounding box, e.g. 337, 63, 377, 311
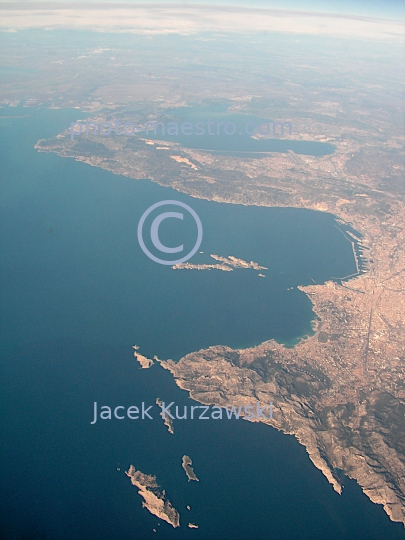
1, 2, 404, 42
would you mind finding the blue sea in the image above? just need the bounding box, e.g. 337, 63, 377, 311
0, 107, 403, 540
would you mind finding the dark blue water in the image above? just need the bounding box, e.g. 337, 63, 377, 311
0, 108, 403, 540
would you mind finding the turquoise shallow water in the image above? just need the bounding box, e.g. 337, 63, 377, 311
0, 107, 403, 540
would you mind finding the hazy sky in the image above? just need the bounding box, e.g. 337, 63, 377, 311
1, 2, 404, 42
1, 0, 404, 19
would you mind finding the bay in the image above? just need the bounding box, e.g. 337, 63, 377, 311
136, 102, 335, 157
0, 108, 402, 540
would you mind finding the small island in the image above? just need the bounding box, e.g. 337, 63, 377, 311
182, 455, 199, 482
211, 254, 267, 271
125, 465, 180, 528
156, 398, 174, 434
173, 254, 267, 273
